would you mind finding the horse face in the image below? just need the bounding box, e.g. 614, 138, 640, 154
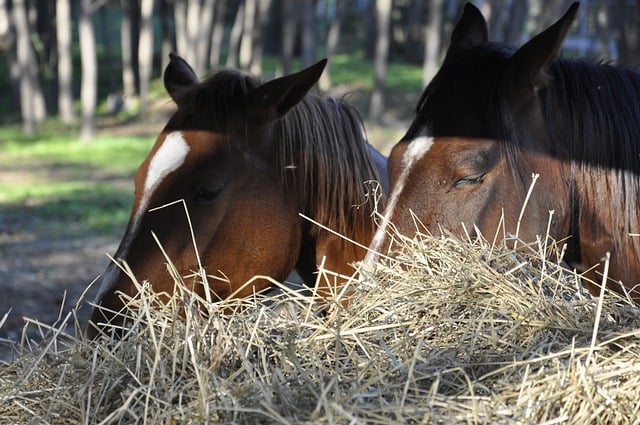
88, 56, 327, 337
370, 136, 571, 257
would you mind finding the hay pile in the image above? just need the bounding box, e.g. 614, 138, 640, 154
1, 233, 640, 424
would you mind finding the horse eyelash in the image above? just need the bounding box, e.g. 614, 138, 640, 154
452, 173, 486, 188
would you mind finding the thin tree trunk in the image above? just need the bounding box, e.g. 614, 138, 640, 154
79, 0, 97, 141
505, 0, 528, 45
56, 0, 75, 124
226, 1, 244, 67
422, 0, 443, 86
301, 0, 317, 67
319, 0, 344, 90
121, 0, 136, 96
185, 0, 202, 73
279, 0, 296, 76
174, 0, 188, 57
239, 0, 256, 69
138, 0, 154, 117
160, 0, 174, 72
209, 0, 227, 68
13, 0, 46, 134
612, 0, 640, 65
369, 0, 392, 124
198, 0, 217, 73
249, 0, 271, 74
99, 5, 117, 95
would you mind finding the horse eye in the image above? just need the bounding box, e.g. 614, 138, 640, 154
195, 185, 223, 203
451, 173, 485, 189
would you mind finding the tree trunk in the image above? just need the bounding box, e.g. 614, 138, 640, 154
369, 0, 392, 124
2, 0, 21, 114
319, 0, 344, 90
239, 0, 257, 69
79, 0, 97, 141
612, 0, 640, 65
174, 0, 188, 57
198, 0, 217, 74
301, 0, 317, 67
159, 0, 174, 72
226, 0, 244, 67
504, 0, 528, 45
13, 0, 46, 134
138, 0, 154, 117
56, 0, 75, 124
279, 0, 297, 76
249, 0, 271, 74
185, 0, 203, 74
209, 0, 227, 68
422, 0, 443, 86
121, 0, 136, 96
99, 5, 117, 95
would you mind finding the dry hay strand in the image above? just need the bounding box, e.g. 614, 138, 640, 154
1, 232, 640, 424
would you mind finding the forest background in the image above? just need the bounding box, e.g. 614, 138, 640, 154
3, 0, 640, 138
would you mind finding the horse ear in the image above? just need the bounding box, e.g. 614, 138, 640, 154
164, 53, 199, 104
445, 3, 489, 58
503, 2, 579, 100
250, 58, 328, 122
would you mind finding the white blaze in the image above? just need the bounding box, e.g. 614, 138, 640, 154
365, 136, 434, 264
94, 131, 191, 301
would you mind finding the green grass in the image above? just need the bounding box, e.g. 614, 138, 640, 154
330, 52, 423, 92
0, 128, 154, 236
230, 52, 423, 93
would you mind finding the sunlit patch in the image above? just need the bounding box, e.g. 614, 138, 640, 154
366, 136, 434, 262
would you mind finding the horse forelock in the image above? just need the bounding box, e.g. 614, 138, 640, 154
168, 69, 261, 133
273, 94, 384, 238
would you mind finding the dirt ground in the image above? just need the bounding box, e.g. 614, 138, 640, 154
0, 166, 126, 362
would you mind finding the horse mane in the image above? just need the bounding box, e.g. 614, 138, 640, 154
169, 68, 383, 239
500, 56, 640, 263
274, 93, 383, 238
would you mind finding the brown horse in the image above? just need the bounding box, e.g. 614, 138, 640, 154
369, 2, 640, 302
87, 55, 388, 337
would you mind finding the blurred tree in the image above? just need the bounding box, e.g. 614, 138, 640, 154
209, 0, 227, 68
320, 0, 345, 90
159, 0, 174, 73
138, 0, 154, 116
13, 0, 46, 135
79, 0, 97, 141
369, 0, 391, 124
611, 0, 640, 65
239, 0, 257, 69
301, 0, 318, 67
226, 0, 244, 67
121, 0, 138, 97
249, 0, 272, 74
56, 0, 75, 124
422, 0, 444, 85
279, 0, 297, 75
196, 0, 216, 74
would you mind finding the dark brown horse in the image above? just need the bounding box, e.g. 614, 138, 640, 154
369, 2, 640, 302
87, 55, 388, 337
